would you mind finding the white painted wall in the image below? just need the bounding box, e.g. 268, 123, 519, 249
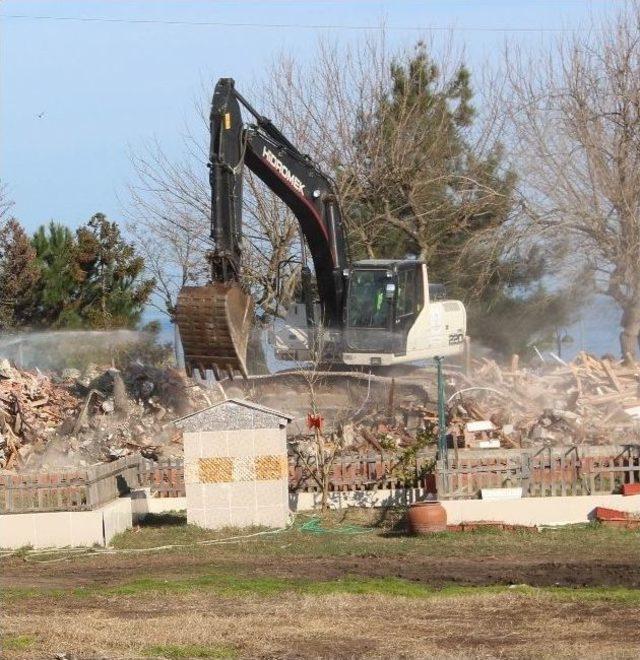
0, 497, 132, 550
126, 489, 640, 527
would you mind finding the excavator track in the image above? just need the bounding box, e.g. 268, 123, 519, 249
176, 283, 254, 379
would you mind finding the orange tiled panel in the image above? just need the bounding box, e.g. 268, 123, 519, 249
255, 455, 288, 481
198, 457, 233, 483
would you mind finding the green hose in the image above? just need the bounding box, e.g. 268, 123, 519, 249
298, 515, 373, 535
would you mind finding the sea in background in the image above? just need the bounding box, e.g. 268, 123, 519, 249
148, 294, 623, 369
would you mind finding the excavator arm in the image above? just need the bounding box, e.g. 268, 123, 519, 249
176, 78, 350, 378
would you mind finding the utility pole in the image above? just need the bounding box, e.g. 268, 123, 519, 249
435, 355, 448, 469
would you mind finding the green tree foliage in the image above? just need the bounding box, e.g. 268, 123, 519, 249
0, 218, 40, 329
30, 214, 154, 330
31, 222, 83, 326
343, 44, 577, 359
74, 213, 155, 329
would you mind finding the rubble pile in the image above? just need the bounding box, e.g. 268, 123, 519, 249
446, 351, 640, 447
290, 352, 640, 455
0, 359, 210, 472
0, 359, 81, 469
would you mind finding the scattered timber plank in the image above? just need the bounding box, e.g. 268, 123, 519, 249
602, 359, 623, 393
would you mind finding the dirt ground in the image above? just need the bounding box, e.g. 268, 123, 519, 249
4, 552, 640, 591
2, 515, 640, 658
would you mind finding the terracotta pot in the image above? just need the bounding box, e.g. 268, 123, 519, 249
408, 501, 447, 534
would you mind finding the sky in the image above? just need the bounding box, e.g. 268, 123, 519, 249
0, 1, 623, 354
1, 0, 616, 233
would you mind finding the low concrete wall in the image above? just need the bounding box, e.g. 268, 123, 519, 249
291, 489, 640, 526
289, 488, 431, 511
131, 488, 189, 523
0, 497, 132, 549
443, 494, 640, 526
124, 489, 640, 528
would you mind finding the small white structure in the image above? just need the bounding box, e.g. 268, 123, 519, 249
175, 399, 292, 530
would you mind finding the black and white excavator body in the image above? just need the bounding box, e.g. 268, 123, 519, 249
176, 78, 466, 377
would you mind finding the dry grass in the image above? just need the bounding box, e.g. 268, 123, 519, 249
4, 514, 640, 658
3, 589, 640, 659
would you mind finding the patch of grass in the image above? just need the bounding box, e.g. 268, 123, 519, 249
11, 544, 34, 559
111, 513, 273, 550
544, 585, 640, 605
107, 508, 640, 564
99, 573, 292, 598
143, 643, 237, 658
7, 568, 640, 606
2, 634, 36, 651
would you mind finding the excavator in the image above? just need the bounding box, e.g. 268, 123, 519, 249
176, 78, 466, 378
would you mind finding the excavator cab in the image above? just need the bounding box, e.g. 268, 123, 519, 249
342, 260, 466, 366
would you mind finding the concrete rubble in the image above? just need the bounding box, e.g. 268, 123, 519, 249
445, 351, 640, 448
287, 352, 640, 454
0, 358, 210, 472
1, 350, 638, 473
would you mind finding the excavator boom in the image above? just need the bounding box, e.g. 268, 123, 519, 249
176, 78, 348, 377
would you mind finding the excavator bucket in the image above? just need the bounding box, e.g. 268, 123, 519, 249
176, 283, 254, 379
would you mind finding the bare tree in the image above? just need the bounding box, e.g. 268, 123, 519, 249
507, 1, 640, 359
0, 182, 14, 223
262, 36, 515, 305
288, 325, 344, 511
127, 143, 211, 321
127, 137, 301, 328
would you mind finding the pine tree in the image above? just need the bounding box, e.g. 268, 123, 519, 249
31, 221, 84, 327
0, 218, 40, 329
74, 213, 155, 329
343, 44, 577, 359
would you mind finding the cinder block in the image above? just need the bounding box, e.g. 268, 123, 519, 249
200, 431, 229, 457
183, 458, 199, 484
230, 481, 257, 508
256, 505, 288, 529
183, 432, 202, 459
255, 480, 287, 508
204, 507, 232, 529
254, 428, 285, 454
186, 483, 205, 509
255, 455, 287, 481
199, 457, 233, 483
226, 431, 255, 457
187, 507, 207, 527
202, 483, 231, 509
229, 506, 256, 527
232, 456, 256, 482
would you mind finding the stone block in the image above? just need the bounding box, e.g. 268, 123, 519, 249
203, 483, 231, 509
226, 430, 255, 457
255, 480, 287, 509
200, 430, 229, 457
